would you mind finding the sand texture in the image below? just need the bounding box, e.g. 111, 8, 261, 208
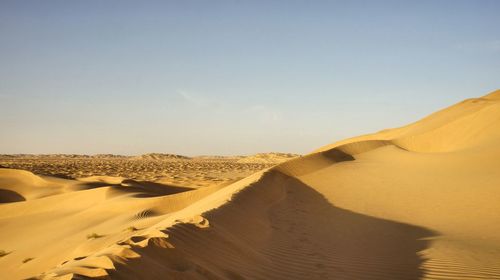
1, 90, 500, 279
0, 154, 297, 189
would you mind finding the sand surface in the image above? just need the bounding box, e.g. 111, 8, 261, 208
0, 153, 297, 189
1, 90, 500, 279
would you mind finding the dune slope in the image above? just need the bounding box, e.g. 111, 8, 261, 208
1, 90, 500, 280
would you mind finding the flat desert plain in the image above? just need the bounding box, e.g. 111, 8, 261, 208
1, 90, 500, 280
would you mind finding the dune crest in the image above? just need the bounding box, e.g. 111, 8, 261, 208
1, 90, 500, 279
315, 89, 500, 153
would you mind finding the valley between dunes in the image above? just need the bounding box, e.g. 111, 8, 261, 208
1, 90, 500, 280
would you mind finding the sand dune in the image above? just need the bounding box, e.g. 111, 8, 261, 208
1, 90, 500, 279
236, 152, 300, 164
0, 155, 275, 188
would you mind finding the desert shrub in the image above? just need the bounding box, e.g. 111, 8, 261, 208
86, 233, 104, 239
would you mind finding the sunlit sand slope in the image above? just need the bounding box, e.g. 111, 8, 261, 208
1, 90, 499, 279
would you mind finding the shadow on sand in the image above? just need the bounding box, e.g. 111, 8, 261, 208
108, 170, 436, 280
73, 179, 193, 198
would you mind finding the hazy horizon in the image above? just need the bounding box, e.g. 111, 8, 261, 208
1, 1, 499, 156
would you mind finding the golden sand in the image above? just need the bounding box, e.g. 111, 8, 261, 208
1, 90, 500, 279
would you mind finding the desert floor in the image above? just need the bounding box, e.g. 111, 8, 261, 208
0, 154, 290, 189
1, 91, 500, 280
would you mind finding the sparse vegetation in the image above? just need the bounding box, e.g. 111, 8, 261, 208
86, 233, 105, 239
125, 226, 138, 232
0, 156, 275, 189
0, 250, 10, 258
22, 257, 34, 263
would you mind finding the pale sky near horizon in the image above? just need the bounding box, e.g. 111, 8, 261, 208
1, 1, 499, 156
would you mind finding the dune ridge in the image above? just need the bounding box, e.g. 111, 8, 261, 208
315, 90, 500, 153
1, 90, 500, 279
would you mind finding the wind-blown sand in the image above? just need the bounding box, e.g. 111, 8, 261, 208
1, 90, 500, 279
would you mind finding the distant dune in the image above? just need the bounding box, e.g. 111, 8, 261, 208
0, 152, 299, 162
236, 152, 300, 164
1, 90, 500, 279
0, 153, 292, 189
133, 153, 192, 160
0, 154, 129, 159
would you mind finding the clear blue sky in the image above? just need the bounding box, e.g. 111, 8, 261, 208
1, 1, 499, 155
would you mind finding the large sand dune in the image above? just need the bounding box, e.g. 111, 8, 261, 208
1, 90, 500, 279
